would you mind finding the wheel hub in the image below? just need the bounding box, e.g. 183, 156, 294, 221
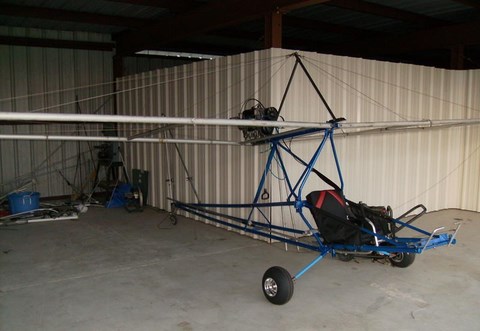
390, 253, 404, 262
264, 277, 278, 297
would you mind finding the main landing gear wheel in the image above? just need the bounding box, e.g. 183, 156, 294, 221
389, 252, 415, 268
262, 266, 294, 305
336, 253, 354, 262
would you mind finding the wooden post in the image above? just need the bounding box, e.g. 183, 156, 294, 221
450, 45, 465, 69
264, 10, 282, 48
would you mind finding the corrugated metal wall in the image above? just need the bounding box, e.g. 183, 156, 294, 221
117, 50, 274, 228
460, 70, 480, 211
269, 49, 480, 220
117, 48, 479, 233
0, 26, 113, 198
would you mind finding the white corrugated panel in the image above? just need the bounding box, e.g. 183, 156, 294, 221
268, 48, 480, 219
460, 70, 480, 211
117, 48, 480, 235
0, 26, 113, 198
117, 51, 276, 232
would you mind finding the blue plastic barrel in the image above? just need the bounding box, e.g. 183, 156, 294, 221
8, 191, 40, 214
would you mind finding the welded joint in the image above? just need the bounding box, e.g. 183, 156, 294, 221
421, 226, 445, 253
294, 199, 304, 212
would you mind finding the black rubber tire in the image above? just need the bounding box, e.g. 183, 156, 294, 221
337, 253, 354, 262
389, 252, 415, 268
262, 266, 294, 305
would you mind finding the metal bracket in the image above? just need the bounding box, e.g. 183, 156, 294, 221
421, 226, 445, 253
448, 221, 463, 246
365, 217, 379, 247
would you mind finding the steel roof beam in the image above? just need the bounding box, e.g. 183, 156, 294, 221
0, 4, 150, 29
278, 0, 334, 12
105, 0, 198, 12
115, 0, 332, 55
283, 15, 385, 38
328, 20, 480, 56
0, 36, 114, 51
326, 0, 447, 27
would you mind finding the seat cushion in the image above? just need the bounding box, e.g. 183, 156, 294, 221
306, 190, 360, 244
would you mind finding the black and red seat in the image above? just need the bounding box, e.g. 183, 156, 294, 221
306, 190, 393, 245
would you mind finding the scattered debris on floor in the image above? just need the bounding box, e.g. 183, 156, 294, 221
0, 204, 83, 226
0, 142, 149, 225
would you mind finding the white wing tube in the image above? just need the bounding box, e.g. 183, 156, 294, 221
1, 112, 480, 129
0, 134, 239, 145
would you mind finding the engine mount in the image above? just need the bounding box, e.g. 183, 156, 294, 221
233, 99, 279, 141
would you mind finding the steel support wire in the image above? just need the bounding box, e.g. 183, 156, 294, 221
168, 130, 201, 204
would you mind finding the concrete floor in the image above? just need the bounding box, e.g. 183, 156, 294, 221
0, 207, 479, 331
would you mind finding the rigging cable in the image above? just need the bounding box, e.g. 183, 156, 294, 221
394, 141, 480, 211
0, 56, 286, 113
302, 57, 409, 121
302, 55, 480, 116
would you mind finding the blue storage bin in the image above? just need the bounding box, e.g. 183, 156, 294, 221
8, 191, 40, 214
106, 184, 132, 208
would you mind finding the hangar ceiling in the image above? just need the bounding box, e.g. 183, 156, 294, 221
0, 0, 480, 70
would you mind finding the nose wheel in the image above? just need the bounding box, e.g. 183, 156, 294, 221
262, 266, 294, 305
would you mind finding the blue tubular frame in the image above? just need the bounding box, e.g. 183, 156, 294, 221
172, 125, 457, 281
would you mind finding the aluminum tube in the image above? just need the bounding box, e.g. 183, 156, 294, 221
0, 112, 330, 128
341, 119, 480, 128
0, 134, 239, 145
0, 112, 479, 128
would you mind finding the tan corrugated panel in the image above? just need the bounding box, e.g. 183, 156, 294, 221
460, 70, 480, 211
118, 50, 273, 223
269, 48, 480, 218
0, 27, 113, 198
117, 48, 479, 235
